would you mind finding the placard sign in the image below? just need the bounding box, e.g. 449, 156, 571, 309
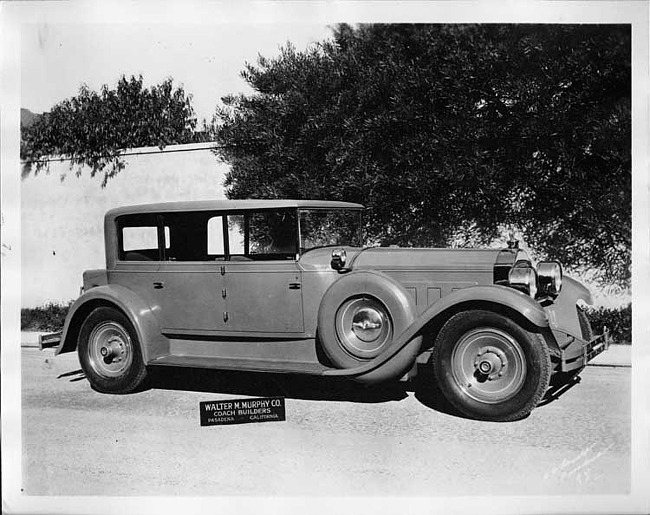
200, 397, 286, 426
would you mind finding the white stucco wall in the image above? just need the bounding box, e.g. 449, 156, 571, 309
21, 143, 227, 307
20, 143, 628, 309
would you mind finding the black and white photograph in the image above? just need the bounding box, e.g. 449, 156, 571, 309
1, 1, 648, 514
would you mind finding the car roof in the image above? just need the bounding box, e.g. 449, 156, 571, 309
106, 199, 365, 218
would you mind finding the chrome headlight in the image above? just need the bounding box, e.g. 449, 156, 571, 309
508, 267, 538, 298
537, 261, 563, 297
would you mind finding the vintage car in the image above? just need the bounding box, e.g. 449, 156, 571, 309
41, 199, 610, 421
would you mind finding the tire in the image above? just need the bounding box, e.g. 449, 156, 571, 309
77, 307, 148, 394
318, 271, 417, 370
431, 310, 551, 422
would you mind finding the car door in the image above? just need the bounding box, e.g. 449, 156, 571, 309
222, 261, 303, 334
221, 210, 304, 334
153, 212, 226, 333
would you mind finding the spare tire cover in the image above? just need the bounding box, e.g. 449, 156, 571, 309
318, 270, 418, 369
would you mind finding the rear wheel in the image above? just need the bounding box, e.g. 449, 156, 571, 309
78, 307, 148, 393
431, 310, 551, 421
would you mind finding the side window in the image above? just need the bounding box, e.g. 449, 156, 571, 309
207, 216, 225, 256
122, 226, 158, 252
118, 214, 162, 261
249, 210, 297, 256
227, 215, 246, 255
163, 212, 225, 262
226, 210, 297, 260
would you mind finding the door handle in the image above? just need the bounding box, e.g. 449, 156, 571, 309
289, 282, 301, 290
153, 281, 164, 289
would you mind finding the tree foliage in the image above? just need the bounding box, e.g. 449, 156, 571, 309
586, 304, 631, 344
215, 24, 631, 287
21, 75, 208, 186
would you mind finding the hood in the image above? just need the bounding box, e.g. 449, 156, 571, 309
299, 246, 521, 272
352, 247, 506, 271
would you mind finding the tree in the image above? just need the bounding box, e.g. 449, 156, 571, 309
215, 24, 631, 288
21, 75, 210, 186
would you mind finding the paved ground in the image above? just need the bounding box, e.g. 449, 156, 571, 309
21, 347, 630, 497
587, 343, 632, 367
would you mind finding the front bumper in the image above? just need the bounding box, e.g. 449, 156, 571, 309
558, 328, 612, 372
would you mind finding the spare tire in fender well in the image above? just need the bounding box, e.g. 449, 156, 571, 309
317, 270, 422, 381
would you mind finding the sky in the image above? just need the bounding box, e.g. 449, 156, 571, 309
21, 22, 333, 122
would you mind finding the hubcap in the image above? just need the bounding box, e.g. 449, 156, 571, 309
451, 328, 526, 404
87, 322, 133, 378
335, 297, 392, 359
351, 307, 384, 342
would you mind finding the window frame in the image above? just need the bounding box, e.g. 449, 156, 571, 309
297, 207, 364, 253
116, 214, 165, 262
115, 208, 302, 263
223, 208, 299, 261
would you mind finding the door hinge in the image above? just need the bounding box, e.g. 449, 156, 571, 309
223, 311, 229, 322
220, 265, 226, 275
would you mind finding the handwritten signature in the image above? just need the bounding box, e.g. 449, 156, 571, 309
544, 443, 613, 484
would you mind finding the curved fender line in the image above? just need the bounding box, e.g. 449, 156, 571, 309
323, 285, 549, 378
55, 284, 167, 362
544, 275, 593, 343
560, 276, 593, 305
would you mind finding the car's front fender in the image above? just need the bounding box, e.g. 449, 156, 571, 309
55, 284, 167, 362
544, 275, 592, 343
324, 284, 551, 382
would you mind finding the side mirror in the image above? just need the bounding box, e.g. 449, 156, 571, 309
331, 248, 347, 271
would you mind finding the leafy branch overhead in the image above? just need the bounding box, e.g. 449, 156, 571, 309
20, 75, 209, 186
215, 24, 631, 288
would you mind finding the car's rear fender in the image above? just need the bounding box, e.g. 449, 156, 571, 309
55, 284, 167, 362
324, 285, 553, 382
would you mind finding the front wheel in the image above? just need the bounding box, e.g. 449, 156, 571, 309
78, 307, 148, 394
431, 310, 551, 422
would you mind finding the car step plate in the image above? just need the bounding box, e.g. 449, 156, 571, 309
149, 355, 330, 375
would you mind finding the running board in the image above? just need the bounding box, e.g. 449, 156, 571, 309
148, 355, 330, 375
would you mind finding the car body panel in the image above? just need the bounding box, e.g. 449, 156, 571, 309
110, 261, 224, 332
54, 284, 168, 362
544, 275, 593, 343
222, 260, 304, 333
51, 199, 604, 387
325, 283, 552, 378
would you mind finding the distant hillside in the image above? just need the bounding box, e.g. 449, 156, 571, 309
21, 108, 42, 128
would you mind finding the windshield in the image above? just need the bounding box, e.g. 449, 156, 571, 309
298, 209, 362, 252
